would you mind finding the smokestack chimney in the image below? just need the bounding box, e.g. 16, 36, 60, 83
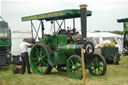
80, 4, 87, 40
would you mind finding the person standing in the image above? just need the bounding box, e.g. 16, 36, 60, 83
20, 39, 32, 74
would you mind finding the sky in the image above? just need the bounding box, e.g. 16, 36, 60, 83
0, 0, 128, 32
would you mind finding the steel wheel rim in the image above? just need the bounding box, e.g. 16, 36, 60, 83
90, 55, 105, 76
30, 44, 49, 75
67, 55, 82, 79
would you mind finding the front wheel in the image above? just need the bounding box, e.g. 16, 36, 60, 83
67, 55, 82, 79
88, 54, 107, 76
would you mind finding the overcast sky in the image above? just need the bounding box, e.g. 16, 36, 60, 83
0, 0, 128, 32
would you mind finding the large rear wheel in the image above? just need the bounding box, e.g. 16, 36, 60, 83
30, 43, 52, 75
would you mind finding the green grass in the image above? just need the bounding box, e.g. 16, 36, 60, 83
0, 56, 128, 85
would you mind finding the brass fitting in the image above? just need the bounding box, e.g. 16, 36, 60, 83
80, 4, 88, 8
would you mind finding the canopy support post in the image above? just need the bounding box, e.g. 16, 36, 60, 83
73, 18, 76, 34
31, 20, 34, 43
64, 19, 66, 30
31, 21, 41, 42
41, 20, 44, 38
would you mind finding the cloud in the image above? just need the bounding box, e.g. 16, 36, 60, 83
0, 0, 1, 15
1, 0, 128, 31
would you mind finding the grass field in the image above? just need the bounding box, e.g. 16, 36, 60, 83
0, 56, 128, 85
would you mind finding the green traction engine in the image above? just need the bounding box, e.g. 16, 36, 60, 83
22, 4, 107, 79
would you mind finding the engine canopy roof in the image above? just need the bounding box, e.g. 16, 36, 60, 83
22, 9, 92, 21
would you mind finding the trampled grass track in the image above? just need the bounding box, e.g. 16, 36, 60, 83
0, 56, 128, 85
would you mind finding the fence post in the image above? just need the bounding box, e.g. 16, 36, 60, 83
81, 48, 86, 85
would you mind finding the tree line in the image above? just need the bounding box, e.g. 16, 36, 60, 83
94, 30, 123, 35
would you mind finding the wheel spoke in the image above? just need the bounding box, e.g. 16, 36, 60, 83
42, 60, 47, 65
32, 58, 38, 61
40, 47, 43, 55
99, 64, 104, 67
36, 52, 40, 58
41, 55, 46, 59
42, 48, 46, 55
94, 68, 96, 74
74, 59, 77, 64
36, 48, 40, 54
98, 67, 102, 74
36, 61, 41, 67
71, 60, 74, 66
